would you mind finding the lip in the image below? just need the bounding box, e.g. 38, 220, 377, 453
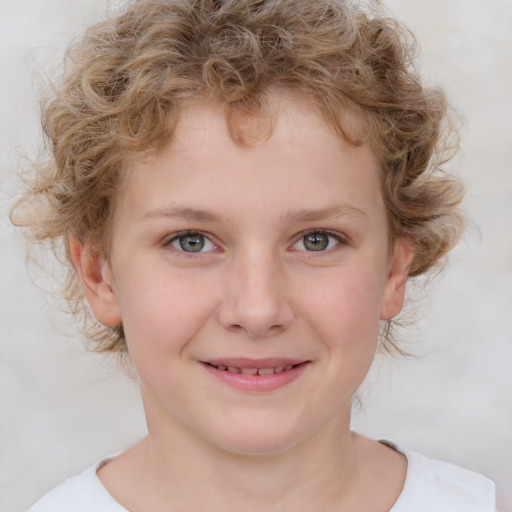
200, 358, 311, 392
203, 357, 306, 369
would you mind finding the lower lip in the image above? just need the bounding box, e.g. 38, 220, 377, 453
201, 362, 310, 392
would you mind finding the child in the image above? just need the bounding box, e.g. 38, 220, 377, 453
11, 0, 497, 510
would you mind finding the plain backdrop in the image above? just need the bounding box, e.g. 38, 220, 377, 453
1, 1, 511, 511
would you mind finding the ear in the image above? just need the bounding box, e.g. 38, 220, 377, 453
379, 237, 415, 320
69, 236, 122, 326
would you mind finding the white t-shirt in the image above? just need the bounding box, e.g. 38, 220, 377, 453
27, 443, 496, 512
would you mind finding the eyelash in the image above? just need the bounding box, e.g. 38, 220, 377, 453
292, 229, 348, 253
163, 229, 348, 256
163, 230, 217, 256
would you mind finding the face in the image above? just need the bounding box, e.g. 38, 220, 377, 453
77, 97, 413, 455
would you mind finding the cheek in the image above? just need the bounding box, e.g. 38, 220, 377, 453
297, 265, 383, 355
290, 266, 384, 410
114, 265, 220, 361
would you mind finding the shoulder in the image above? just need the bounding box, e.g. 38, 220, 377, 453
27, 458, 127, 512
385, 441, 497, 512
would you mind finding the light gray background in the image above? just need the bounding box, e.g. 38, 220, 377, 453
1, 1, 511, 511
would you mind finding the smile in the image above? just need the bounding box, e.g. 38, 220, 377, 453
201, 359, 310, 392
208, 363, 296, 375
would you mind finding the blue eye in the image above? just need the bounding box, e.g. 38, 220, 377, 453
169, 232, 215, 253
294, 231, 342, 252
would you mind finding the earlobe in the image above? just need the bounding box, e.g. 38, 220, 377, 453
69, 236, 122, 326
379, 238, 415, 321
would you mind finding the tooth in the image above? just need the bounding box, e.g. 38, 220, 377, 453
284, 365, 293, 370
274, 366, 284, 373
227, 366, 241, 374
258, 367, 275, 376
217, 365, 226, 371
240, 367, 258, 375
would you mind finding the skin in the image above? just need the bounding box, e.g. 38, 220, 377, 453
72, 96, 414, 511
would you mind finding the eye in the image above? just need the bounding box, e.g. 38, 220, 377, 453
168, 231, 216, 253
293, 231, 344, 252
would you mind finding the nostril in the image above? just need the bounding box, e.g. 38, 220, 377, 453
227, 322, 284, 337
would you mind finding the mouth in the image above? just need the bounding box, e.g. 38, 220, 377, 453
205, 362, 303, 376
200, 358, 310, 392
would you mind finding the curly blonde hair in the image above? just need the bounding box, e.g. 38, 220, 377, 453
11, 0, 465, 356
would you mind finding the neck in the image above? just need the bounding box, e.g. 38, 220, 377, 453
133, 411, 365, 511
98, 393, 407, 512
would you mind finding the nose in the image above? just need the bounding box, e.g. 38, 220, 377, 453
218, 250, 294, 338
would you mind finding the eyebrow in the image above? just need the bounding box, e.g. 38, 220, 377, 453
140, 205, 366, 224
283, 205, 367, 223
139, 207, 223, 223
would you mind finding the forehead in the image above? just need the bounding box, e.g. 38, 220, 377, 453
115, 96, 383, 226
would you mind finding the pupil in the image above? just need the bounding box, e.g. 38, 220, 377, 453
304, 233, 328, 251
179, 235, 205, 252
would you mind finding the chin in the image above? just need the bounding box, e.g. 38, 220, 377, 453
204, 417, 308, 456
217, 437, 300, 457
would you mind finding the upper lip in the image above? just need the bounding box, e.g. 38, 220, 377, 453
201, 358, 308, 369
